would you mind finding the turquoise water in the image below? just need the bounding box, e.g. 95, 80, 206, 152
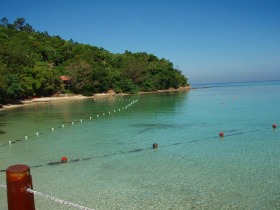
0, 81, 280, 209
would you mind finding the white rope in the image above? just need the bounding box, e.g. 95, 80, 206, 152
26, 188, 94, 210
1, 100, 139, 208
0, 184, 7, 188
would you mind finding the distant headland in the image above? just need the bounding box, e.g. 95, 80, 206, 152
0, 17, 189, 105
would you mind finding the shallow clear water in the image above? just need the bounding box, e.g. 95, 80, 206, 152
1, 81, 280, 209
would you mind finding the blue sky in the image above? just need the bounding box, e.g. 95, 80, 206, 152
1, 0, 280, 84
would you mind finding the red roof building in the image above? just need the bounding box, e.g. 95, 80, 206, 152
60, 76, 71, 90
60, 76, 71, 81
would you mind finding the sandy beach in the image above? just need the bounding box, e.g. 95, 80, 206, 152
0, 93, 127, 110
0, 95, 89, 110
0, 86, 191, 111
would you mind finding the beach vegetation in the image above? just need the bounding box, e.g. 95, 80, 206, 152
0, 17, 188, 103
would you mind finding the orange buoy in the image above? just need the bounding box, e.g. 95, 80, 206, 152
153, 143, 158, 149
61, 156, 68, 163
219, 132, 224, 137
272, 124, 277, 129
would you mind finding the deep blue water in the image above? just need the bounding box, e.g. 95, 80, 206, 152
192, 80, 280, 88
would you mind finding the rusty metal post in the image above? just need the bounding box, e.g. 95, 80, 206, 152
6, 164, 35, 210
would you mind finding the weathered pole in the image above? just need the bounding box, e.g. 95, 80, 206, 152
6, 164, 35, 210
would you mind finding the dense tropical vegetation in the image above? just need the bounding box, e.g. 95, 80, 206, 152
0, 17, 188, 103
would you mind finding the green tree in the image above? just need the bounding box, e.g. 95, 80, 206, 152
65, 60, 93, 94
0, 17, 9, 27
13, 18, 26, 30
0, 17, 189, 100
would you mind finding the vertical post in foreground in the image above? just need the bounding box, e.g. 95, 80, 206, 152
6, 164, 35, 210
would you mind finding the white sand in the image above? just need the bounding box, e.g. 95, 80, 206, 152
0, 95, 88, 110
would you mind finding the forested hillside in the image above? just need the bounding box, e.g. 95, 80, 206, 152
0, 18, 188, 103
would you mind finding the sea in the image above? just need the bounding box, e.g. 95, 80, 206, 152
0, 80, 280, 210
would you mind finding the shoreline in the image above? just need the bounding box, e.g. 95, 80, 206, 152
138, 86, 191, 94
0, 86, 191, 111
0, 95, 90, 110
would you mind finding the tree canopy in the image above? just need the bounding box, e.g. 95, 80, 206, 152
0, 17, 188, 103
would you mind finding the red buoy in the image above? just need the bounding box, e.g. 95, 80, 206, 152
272, 124, 277, 129
61, 156, 68, 163
219, 132, 224, 137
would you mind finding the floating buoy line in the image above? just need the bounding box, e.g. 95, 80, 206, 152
0, 118, 279, 172
0, 97, 278, 170
0, 142, 159, 173
1, 98, 138, 147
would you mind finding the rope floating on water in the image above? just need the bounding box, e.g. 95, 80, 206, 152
1, 100, 138, 147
